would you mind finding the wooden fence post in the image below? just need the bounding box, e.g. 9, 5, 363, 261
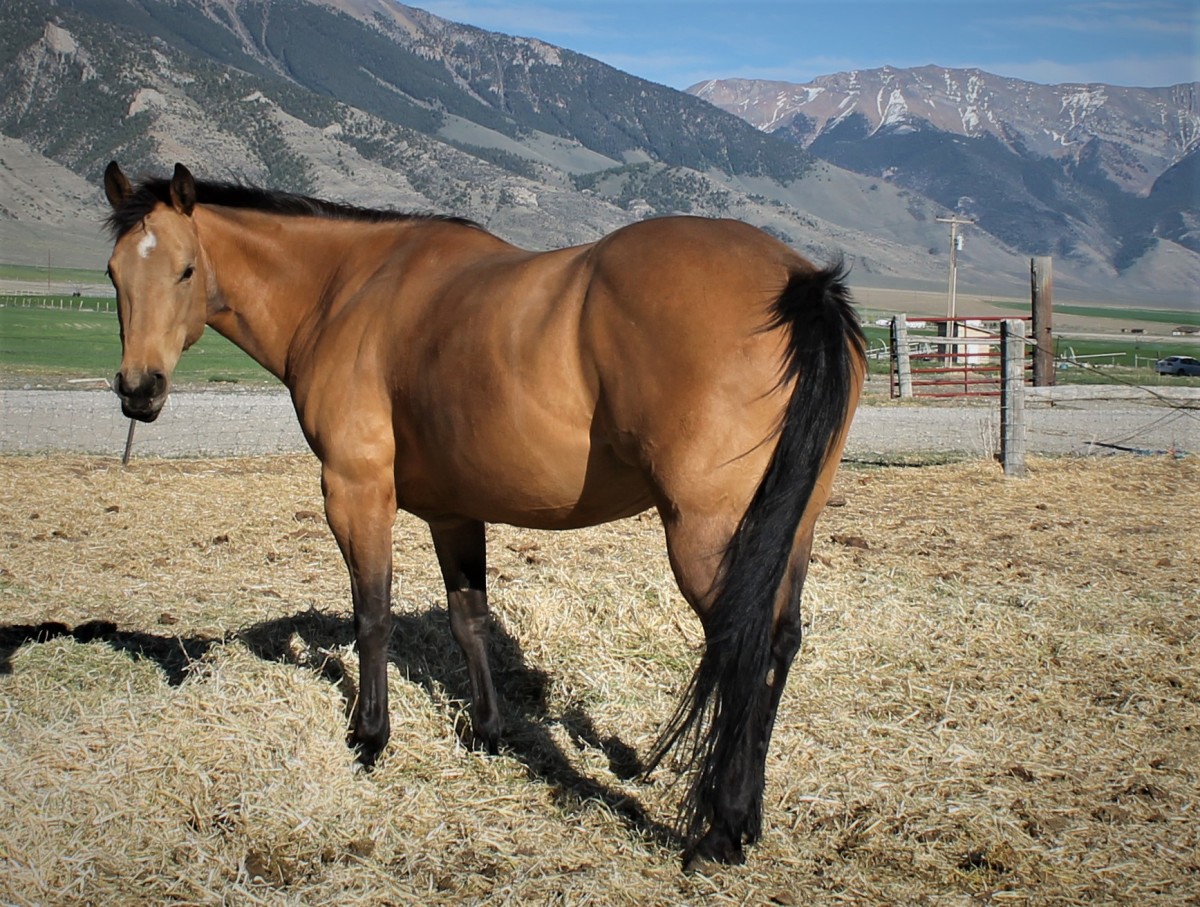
891, 313, 913, 398
1031, 256, 1054, 387
1001, 319, 1027, 477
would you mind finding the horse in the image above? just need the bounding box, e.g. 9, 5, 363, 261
101, 161, 865, 869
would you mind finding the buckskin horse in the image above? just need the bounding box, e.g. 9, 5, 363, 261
102, 161, 865, 869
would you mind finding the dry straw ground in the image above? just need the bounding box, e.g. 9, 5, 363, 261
1, 452, 1197, 905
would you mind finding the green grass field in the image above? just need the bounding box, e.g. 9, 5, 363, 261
859, 323, 1199, 386
0, 263, 108, 286
988, 299, 1200, 327
3, 300, 1195, 390
0, 300, 278, 387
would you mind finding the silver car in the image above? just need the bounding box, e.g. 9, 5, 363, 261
1156, 355, 1200, 376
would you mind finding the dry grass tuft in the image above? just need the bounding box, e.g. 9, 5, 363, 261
1, 453, 1197, 904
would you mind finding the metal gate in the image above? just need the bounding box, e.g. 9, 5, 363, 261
890, 315, 1032, 398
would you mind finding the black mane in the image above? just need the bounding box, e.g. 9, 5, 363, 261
106, 177, 480, 239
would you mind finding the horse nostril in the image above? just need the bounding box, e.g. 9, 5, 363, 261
116, 371, 140, 397
116, 370, 167, 399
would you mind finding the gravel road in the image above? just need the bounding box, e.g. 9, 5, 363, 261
3, 386, 1196, 460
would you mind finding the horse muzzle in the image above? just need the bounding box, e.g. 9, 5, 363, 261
115, 369, 168, 422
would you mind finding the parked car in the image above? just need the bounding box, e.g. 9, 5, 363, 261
1155, 355, 1200, 376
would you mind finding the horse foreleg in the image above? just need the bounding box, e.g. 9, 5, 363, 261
430, 518, 501, 753
322, 463, 397, 765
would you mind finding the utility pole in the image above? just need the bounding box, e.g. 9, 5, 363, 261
936, 215, 973, 321
936, 215, 973, 364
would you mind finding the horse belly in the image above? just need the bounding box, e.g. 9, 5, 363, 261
395, 422, 653, 530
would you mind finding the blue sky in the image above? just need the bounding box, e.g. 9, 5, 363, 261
413, 0, 1199, 89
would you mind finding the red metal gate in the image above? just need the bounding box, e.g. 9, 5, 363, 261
890, 316, 1032, 398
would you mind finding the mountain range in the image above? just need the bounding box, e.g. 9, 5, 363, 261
690, 70, 1199, 286
1, 0, 1197, 304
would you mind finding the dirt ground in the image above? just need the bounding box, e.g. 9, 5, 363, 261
1, 453, 1197, 905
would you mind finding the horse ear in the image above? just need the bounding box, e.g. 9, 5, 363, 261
104, 161, 132, 210
170, 163, 197, 216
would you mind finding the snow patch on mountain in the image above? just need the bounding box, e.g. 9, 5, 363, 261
879, 89, 908, 128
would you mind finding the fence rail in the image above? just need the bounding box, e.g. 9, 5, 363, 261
890, 315, 1033, 399
0, 295, 116, 313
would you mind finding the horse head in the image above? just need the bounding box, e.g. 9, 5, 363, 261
104, 162, 209, 422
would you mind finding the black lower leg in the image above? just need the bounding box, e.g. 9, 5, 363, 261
351, 567, 393, 765
449, 588, 502, 751
431, 519, 501, 752
687, 601, 804, 870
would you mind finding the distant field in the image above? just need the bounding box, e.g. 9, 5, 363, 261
0, 302, 277, 387
989, 299, 1200, 327
859, 323, 1199, 386
853, 284, 1199, 337
3, 299, 1195, 390
0, 263, 108, 286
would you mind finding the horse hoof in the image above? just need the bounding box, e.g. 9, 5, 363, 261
683, 831, 745, 873
349, 732, 386, 768
472, 716, 502, 756
475, 732, 500, 756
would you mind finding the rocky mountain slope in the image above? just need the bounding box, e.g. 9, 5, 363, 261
691, 69, 1199, 294
1, 0, 915, 273
1, 0, 1196, 301
691, 69, 1198, 194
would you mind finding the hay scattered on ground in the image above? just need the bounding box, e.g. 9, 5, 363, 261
1, 453, 1197, 904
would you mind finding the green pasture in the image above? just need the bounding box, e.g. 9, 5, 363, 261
859, 323, 1199, 386
0, 263, 108, 286
988, 299, 1200, 327
0, 300, 277, 387
2, 299, 1196, 390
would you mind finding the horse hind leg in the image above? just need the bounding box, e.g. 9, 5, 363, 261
429, 518, 502, 753
649, 503, 817, 871
698, 535, 811, 866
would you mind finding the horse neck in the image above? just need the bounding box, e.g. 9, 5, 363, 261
194, 206, 378, 383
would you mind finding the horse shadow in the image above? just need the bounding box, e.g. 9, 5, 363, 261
238, 607, 677, 848
0, 619, 214, 685
1, 609, 677, 849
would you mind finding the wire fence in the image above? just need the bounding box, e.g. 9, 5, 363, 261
883, 316, 1200, 459
0, 389, 309, 458
2, 382, 1195, 463
1020, 387, 1200, 457
0, 295, 116, 313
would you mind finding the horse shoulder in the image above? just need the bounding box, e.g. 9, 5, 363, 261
285, 296, 401, 466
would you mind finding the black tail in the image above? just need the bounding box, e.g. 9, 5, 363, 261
646, 261, 865, 849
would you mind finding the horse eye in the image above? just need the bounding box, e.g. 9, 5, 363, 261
180, 265, 195, 282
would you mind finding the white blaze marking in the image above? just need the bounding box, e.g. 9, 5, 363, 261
137, 231, 157, 259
